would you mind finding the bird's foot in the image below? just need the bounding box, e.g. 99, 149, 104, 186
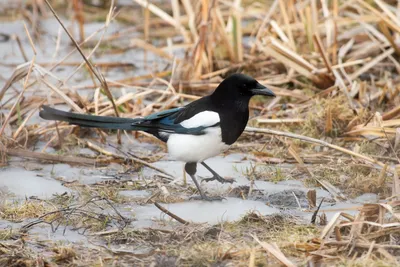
189, 194, 225, 201
201, 175, 235, 184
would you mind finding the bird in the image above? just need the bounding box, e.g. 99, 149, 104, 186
39, 73, 275, 201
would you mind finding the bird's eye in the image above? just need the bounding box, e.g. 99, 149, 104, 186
243, 83, 247, 88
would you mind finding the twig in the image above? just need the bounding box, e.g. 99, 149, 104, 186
3, 148, 98, 165
101, 197, 130, 227
14, 35, 28, 62
43, 0, 122, 144
154, 202, 189, 225
311, 198, 325, 224
313, 34, 333, 74
325, 240, 400, 250
43, 0, 102, 87
250, 0, 279, 54
85, 140, 174, 179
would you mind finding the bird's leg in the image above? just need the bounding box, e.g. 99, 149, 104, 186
200, 162, 235, 184
185, 163, 224, 201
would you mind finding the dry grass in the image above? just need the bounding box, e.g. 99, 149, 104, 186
0, 199, 53, 222
100, 212, 316, 266
52, 246, 77, 264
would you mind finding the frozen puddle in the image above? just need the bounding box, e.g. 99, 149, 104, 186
41, 163, 129, 184
149, 154, 326, 194
28, 224, 88, 244
149, 153, 252, 182
302, 193, 379, 222
0, 167, 70, 198
0, 219, 90, 245
120, 190, 151, 198
148, 154, 330, 207
132, 197, 279, 225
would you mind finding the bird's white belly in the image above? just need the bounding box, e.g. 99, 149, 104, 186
166, 127, 229, 162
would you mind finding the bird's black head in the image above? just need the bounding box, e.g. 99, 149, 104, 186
211, 73, 276, 103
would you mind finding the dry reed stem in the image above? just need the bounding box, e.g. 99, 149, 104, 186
245, 127, 390, 171
0, 57, 35, 137
252, 234, 296, 267
3, 148, 98, 165
85, 140, 173, 178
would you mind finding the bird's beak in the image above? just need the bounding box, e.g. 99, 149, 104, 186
250, 82, 276, 97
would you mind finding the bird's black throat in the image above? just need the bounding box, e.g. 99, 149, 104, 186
214, 97, 250, 145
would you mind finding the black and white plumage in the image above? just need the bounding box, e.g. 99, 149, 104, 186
39, 73, 275, 201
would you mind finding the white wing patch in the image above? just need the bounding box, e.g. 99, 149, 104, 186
180, 111, 220, 128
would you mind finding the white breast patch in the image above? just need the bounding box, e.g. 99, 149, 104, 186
166, 126, 229, 162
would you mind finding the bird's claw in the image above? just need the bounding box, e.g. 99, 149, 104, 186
189, 195, 225, 201
201, 175, 235, 184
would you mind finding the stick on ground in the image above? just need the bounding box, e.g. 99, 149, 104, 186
154, 202, 189, 225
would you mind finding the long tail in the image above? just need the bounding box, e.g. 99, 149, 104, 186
39, 105, 142, 130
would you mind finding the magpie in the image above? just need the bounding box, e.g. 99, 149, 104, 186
39, 73, 275, 201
